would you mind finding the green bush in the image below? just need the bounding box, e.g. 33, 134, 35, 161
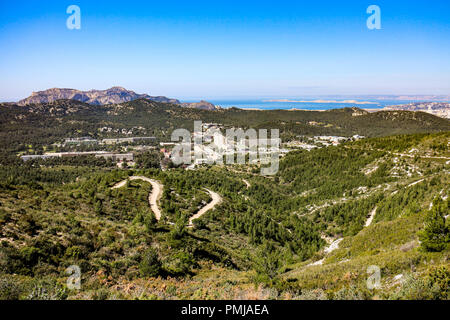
419, 198, 450, 252
390, 274, 441, 300
0, 276, 23, 300
332, 285, 365, 300
294, 289, 327, 300
139, 248, 162, 277
26, 280, 67, 300
165, 251, 195, 275
254, 242, 282, 284
426, 266, 450, 299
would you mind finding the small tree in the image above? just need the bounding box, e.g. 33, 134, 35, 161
169, 214, 188, 240
0, 276, 23, 300
139, 248, 162, 277
419, 198, 449, 252
169, 251, 195, 275
143, 211, 157, 232
427, 266, 450, 300
254, 241, 281, 285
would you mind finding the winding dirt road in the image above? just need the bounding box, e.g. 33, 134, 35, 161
112, 176, 164, 220
112, 177, 222, 226
188, 189, 222, 227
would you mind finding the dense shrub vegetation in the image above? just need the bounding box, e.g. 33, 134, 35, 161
0, 112, 448, 299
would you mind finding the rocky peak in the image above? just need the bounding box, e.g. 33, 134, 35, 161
18, 87, 180, 106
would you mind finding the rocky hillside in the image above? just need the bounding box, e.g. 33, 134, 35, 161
17, 87, 181, 106
181, 100, 220, 111
16, 87, 221, 111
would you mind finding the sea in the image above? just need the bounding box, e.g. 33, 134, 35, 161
205, 99, 419, 111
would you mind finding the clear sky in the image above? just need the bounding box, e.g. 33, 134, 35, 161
0, 0, 449, 101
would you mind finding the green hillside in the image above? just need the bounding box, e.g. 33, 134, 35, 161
1, 99, 449, 156
0, 131, 448, 300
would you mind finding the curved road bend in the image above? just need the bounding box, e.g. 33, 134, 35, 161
188, 189, 222, 227
112, 176, 164, 220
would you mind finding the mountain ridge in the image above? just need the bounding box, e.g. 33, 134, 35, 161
18, 87, 181, 106
16, 87, 220, 111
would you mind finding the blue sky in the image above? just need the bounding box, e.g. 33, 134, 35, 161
0, 0, 449, 101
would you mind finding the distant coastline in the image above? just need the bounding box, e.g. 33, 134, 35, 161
263, 99, 378, 105
212, 99, 390, 111
211, 98, 442, 111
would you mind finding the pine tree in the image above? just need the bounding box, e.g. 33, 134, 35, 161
139, 248, 162, 277
419, 198, 450, 252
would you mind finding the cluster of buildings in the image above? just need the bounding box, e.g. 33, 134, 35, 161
21, 124, 368, 170
312, 135, 364, 146
98, 126, 148, 134
64, 137, 98, 145
285, 141, 317, 151
64, 136, 156, 146
21, 151, 134, 163
285, 135, 365, 150
313, 136, 350, 146
384, 102, 450, 119
21, 135, 156, 164
102, 137, 156, 145
21, 135, 155, 166
159, 122, 369, 170
163, 122, 289, 169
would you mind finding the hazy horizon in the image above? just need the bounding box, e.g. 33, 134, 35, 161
3, 88, 450, 104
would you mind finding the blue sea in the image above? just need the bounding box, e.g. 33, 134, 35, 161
205, 99, 419, 111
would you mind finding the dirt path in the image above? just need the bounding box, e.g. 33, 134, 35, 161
365, 207, 377, 227
394, 153, 450, 160
242, 179, 251, 188
188, 189, 222, 227
307, 238, 343, 267
112, 176, 164, 220
344, 145, 450, 161
308, 206, 376, 267
407, 178, 425, 188
324, 238, 343, 254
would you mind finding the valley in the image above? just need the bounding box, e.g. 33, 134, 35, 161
0, 99, 449, 300
2, 0, 449, 306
